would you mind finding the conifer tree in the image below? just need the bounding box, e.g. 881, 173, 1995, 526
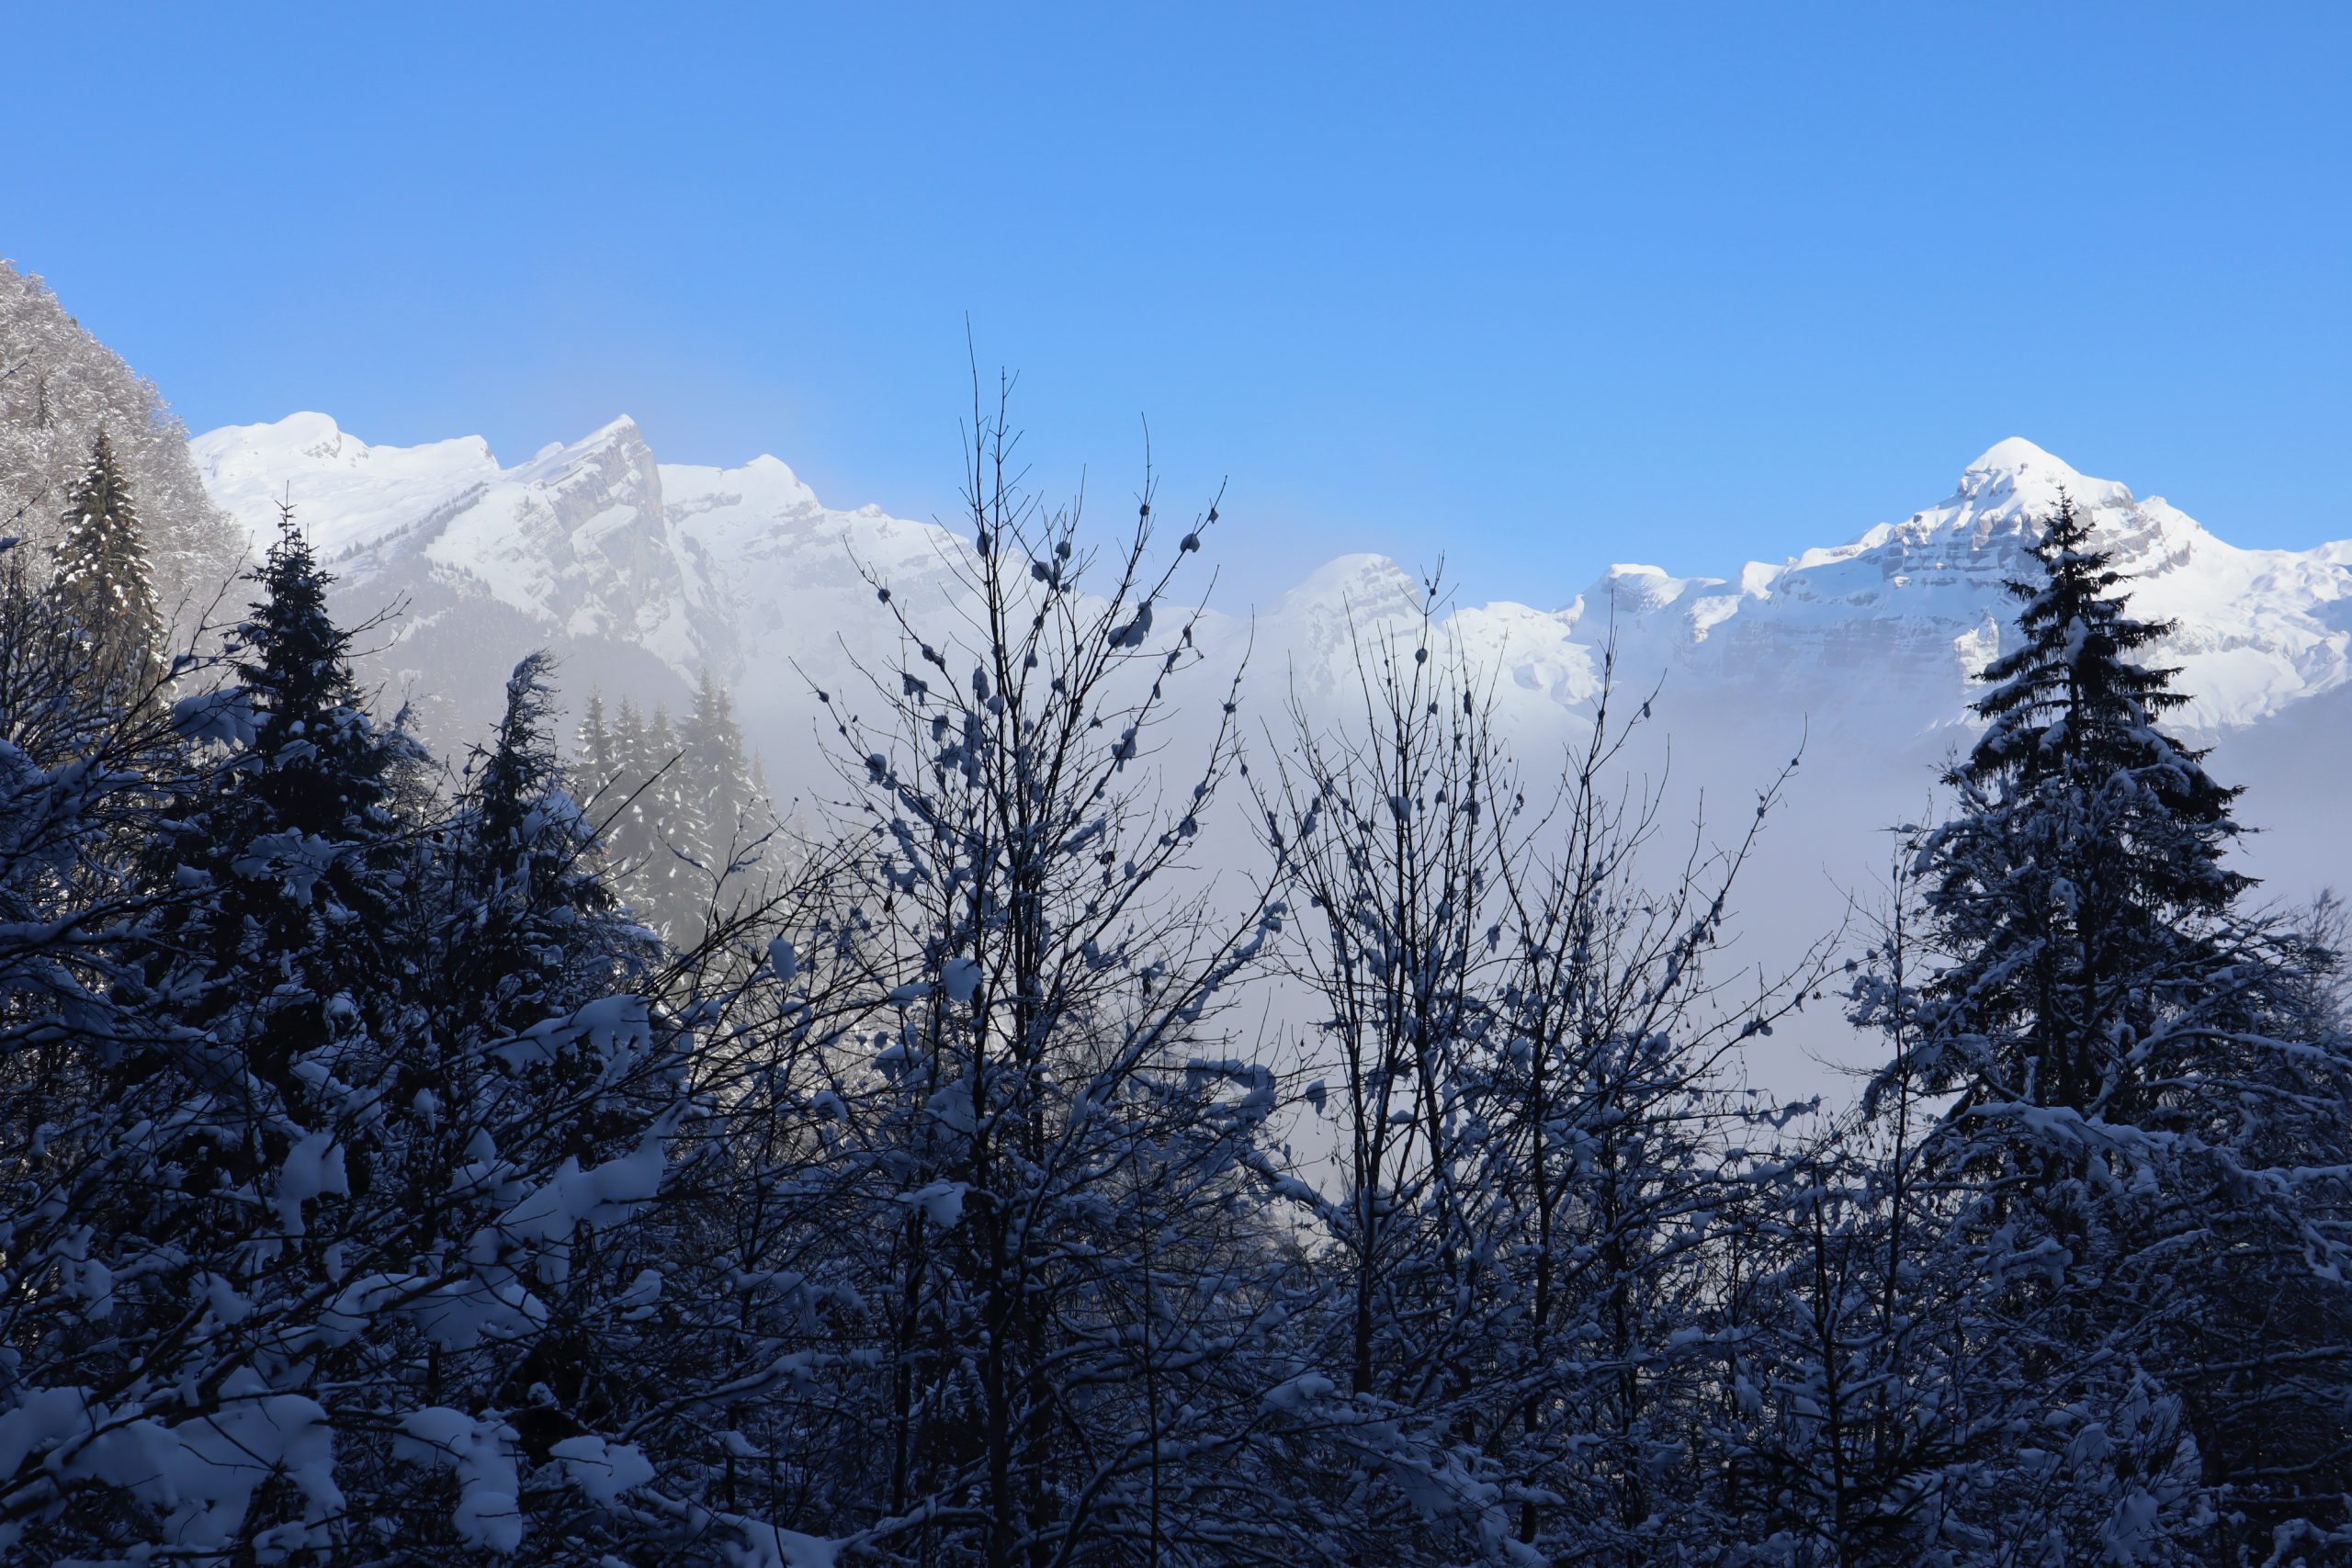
672, 666, 774, 936
153, 507, 415, 1093
456, 652, 646, 1035
574, 686, 617, 787
1869, 495, 2352, 1560
0, 537, 703, 1562
52, 429, 163, 687
1901, 495, 2240, 1556
604, 696, 655, 878
680, 665, 762, 865
1915, 491, 2248, 1124
569, 684, 759, 939
0, 259, 249, 616
645, 704, 692, 924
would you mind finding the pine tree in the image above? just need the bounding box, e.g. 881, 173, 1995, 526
152, 507, 414, 1094
574, 686, 617, 788
1913, 490, 2247, 1123
1870, 494, 2352, 1560
680, 665, 761, 865
52, 429, 163, 688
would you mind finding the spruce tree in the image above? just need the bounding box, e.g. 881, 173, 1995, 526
574, 686, 617, 791
153, 507, 413, 1094
0, 603, 702, 1560
1872, 494, 2352, 1559
605, 695, 655, 878
390, 653, 671, 1486
1915, 491, 2247, 1123
52, 429, 163, 688
639, 703, 696, 932
456, 653, 643, 1035
675, 666, 773, 933
680, 665, 760, 866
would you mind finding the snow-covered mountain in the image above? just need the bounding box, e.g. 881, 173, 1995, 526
1576, 436, 2352, 736
194, 416, 2352, 751
194, 411, 971, 747
191, 414, 2352, 1089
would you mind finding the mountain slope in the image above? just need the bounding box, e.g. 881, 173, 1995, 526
194, 412, 970, 746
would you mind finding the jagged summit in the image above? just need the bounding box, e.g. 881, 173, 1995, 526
1567, 439, 2346, 734
1582, 563, 1728, 618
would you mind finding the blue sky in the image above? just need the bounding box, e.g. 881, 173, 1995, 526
4, 3, 2345, 604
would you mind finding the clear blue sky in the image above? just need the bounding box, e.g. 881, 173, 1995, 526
4, 3, 2345, 604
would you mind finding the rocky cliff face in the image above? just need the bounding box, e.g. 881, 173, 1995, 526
0, 259, 247, 622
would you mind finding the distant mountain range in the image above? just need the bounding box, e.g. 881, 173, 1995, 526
194, 413, 2352, 751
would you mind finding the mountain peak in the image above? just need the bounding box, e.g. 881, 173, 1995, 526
1947, 436, 2134, 522
1278, 553, 1424, 622
1577, 562, 1726, 618
1963, 435, 2071, 479
275, 411, 348, 456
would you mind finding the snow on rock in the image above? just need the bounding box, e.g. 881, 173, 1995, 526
194, 412, 502, 564
192, 412, 975, 757
1563, 438, 2352, 736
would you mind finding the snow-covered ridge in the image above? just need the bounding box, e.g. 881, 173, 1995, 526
1542, 437, 2352, 734
190, 418, 2352, 745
